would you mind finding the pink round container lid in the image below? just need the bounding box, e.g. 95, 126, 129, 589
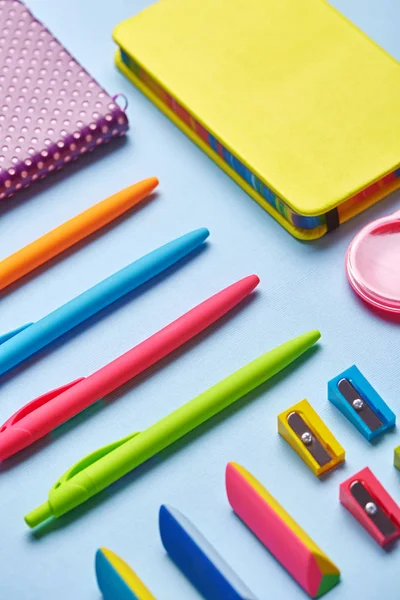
346, 210, 400, 313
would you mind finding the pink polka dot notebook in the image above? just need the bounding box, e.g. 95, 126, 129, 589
0, 0, 129, 201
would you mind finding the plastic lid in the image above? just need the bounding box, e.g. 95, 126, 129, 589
346, 211, 400, 313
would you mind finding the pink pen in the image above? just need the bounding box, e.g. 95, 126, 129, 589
0, 275, 259, 460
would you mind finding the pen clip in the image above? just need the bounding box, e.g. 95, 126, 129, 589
0, 379, 85, 431
0, 322, 34, 346
54, 431, 141, 487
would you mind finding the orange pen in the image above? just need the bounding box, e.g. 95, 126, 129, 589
0, 177, 158, 292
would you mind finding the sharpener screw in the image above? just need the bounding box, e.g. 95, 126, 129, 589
301, 432, 313, 445
365, 502, 377, 515
352, 398, 364, 411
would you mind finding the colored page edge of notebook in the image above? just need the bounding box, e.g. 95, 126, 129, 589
278, 399, 345, 477
225, 463, 340, 598
113, 50, 324, 241
159, 505, 256, 600
328, 366, 396, 442
95, 548, 155, 600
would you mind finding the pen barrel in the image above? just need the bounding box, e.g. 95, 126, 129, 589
0, 178, 158, 292
0, 229, 208, 377
84, 330, 320, 492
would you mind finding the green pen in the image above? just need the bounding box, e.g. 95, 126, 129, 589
25, 329, 320, 528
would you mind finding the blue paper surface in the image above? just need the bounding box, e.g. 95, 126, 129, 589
0, 1, 399, 599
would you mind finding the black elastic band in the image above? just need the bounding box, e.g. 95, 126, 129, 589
326, 208, 340, 232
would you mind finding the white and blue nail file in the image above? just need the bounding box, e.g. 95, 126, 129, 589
159, 505, 257, 600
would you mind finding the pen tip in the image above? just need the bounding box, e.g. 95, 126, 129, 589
249, 274, 260, 287
195, 227, 210, 241
24, 501, 51, 528
147, 176, 159, 189
298, 329, 321, 346
236, 274, 260, 294
135, 176, 159, 195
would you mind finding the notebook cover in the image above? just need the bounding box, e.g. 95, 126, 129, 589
113, 0, 400, 233
115, 50, 325, 241
0, 0, 129, 201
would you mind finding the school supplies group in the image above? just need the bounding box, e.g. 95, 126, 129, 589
95, 445, 400, 599
2, 1, 399, 599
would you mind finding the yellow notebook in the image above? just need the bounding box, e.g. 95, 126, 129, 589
113, 0, 400, 240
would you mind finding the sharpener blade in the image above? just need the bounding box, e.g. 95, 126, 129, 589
287, 412, 332, 467
350, 481, 398, 538
338, 379, 383, 432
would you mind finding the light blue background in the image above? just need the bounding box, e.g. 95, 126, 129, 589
1, 1, 400, 598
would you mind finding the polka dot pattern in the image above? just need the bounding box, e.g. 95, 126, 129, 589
0, 0, 129, 200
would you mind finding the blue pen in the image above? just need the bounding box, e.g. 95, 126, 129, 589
0, 228, 209, 378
